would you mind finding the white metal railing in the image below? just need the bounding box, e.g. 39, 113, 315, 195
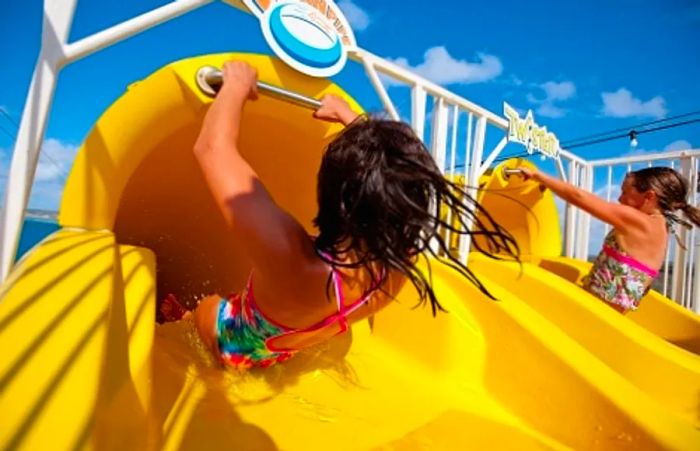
0, 0, 215, 282
0, 0, 697, 314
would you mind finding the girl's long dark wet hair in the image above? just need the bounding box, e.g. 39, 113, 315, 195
313, 117, 519, 315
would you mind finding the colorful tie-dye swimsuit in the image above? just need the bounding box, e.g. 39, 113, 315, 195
215, 265, 383, 369
582, 231, 659, 312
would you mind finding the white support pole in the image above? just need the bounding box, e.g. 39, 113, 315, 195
662, 161, 678, 296
464, 113, 473, 177
443, 105, 459, 253
468, 116, 487, 185
683, 157, 697, 308
449, 104, 459, 175
663, 236, 672, 297
478, 137, 508, 177
693, 232, 700, 314
63, 0, 212, 64
603, 166, 613, 237
458, 116, 487, 263
555, 156, 568, 183
576, 165, 593, 260
691, 158, 700, 313
457, 114, 474, 262
671, 156, 693, 303
0, 0, 78, 282
411, 85, 427, 140
426, 97, 448, 255
559, 148, 588, 166
573, 165, 584, 259
430, 97, 449, 171
686, 224, 697, 309
575, 164, 594, 260
564, 160, 579, 257
360, 57, 400, 121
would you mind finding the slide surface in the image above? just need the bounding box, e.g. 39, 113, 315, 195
535, 255, 700, 355
469, 253, 700, 429
1, 54, 699, 450
472, 159, 700, 429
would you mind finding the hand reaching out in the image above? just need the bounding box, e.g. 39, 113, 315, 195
517, 167, 536, 180
313, 94, 359, 125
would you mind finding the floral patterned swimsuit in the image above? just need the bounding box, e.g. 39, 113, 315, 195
582, 231, 659, 312
216, 264, 384, 369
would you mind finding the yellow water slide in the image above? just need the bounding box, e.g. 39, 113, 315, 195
535, 255, 700, 355
471, 159, 700, 429
1, 54, 699, 450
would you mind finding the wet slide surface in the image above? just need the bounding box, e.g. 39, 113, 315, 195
535, 255, 700, 356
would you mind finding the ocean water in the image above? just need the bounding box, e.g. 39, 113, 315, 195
17, 217, 60, 261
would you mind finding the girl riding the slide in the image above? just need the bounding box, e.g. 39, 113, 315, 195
518, 165, 700, 313
161, 60, 518, 369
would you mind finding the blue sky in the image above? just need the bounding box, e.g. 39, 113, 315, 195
1, 0, 699, 212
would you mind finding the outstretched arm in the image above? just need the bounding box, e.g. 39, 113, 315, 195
193, 61, 311, 280
519, 167, 648, 233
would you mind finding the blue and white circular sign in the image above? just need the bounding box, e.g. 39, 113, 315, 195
258, 1, 354, 78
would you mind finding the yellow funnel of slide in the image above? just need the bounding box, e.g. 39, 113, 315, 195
59, 53, 354, 308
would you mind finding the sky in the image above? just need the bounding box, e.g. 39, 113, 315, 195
1, 0, 699, 221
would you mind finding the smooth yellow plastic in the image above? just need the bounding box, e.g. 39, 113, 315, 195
473, 160, 700, 426
1, 54, 700, 450
469, 252, 700, 428
0, 231, 156, 451
535, 255, 700, 355
473, 158, 562, 257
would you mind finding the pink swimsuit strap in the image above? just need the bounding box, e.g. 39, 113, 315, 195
602, 244, 659, 278
246, 263, 385, 339
317, 266, 384, 334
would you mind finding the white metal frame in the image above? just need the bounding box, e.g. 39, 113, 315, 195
1, 0, 698, 313
0, 0, 217, 281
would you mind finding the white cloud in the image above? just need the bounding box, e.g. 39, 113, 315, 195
337, 0, 370, 31
601, 88, 667, 119
536, 103, 566, 119
35, 139, 77, 182
388, 46, 503, 86
541, 81, 576, 101
0, 138, 77, 211
28, 180, 65, 211
510, 75, 524, 86
663, 139, 692, 152
527, 81, 576, 118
